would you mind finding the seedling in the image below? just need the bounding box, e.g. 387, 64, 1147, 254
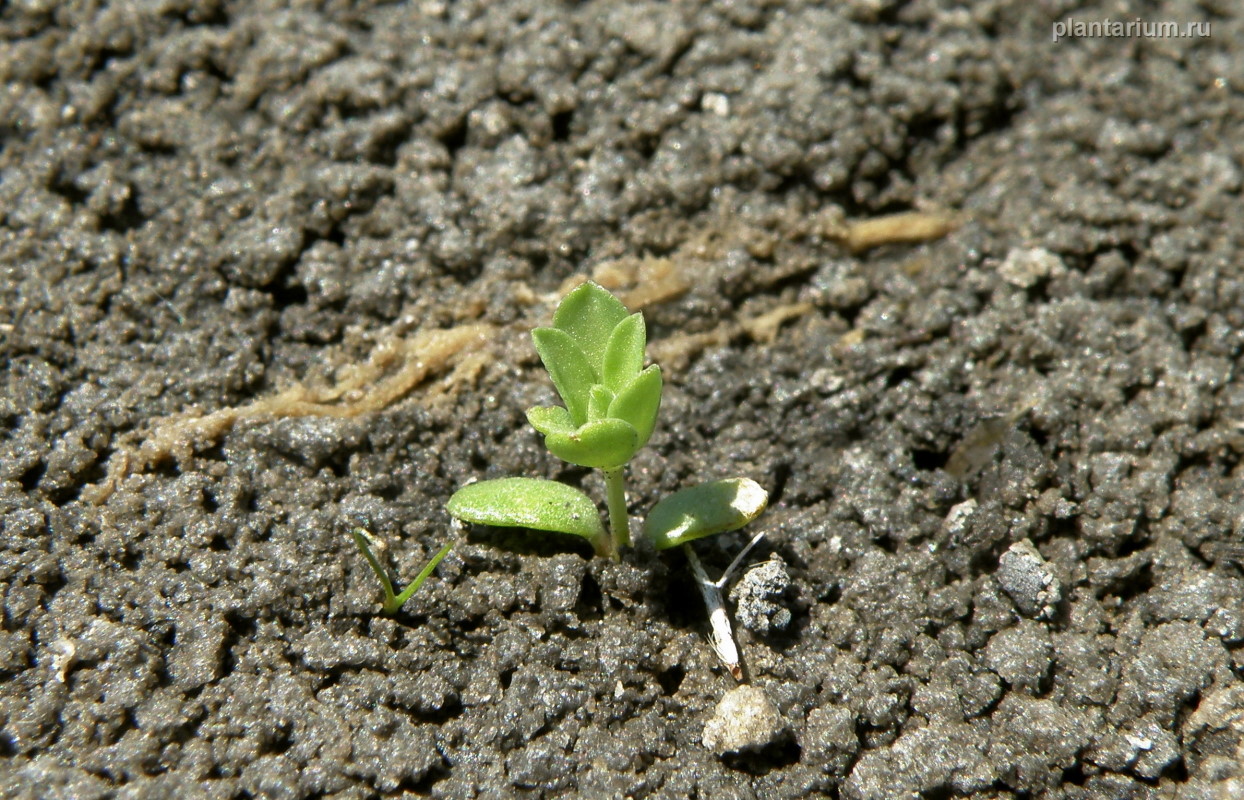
351, 529, 453, 615
350, 281, 769, 657
446, 281, 767, 563
686, 529, 769, 680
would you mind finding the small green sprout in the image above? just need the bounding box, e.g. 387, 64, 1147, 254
446, 281, 768, 561
351, 529, 452, 615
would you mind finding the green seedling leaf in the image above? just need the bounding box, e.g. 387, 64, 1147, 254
532, 326, 596, 425
602, 313, 646, 392
351, 529, 452, 616
608, 364, 662, 447
545, 418, 639, 469
588, 385, 614, 421
447, 477, 606, 542
553, 282, 629, 372
527, 405, 576, 436
645, 478, 769, 550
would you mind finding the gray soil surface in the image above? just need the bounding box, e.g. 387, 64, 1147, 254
3, 1, 1244, 798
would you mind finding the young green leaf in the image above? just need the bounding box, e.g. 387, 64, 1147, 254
552, 282, 629, 372
447, 477, 606, 541
607, 364, 662, 447
588, 385, 614, 421
532, 326, 596, 425
545, 418, 639, 469
527, 405, 576, 437
351, 529, 453, 615
644, 478, 769, 550
602, 312, 646, 392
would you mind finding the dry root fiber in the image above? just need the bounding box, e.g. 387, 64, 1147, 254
84, 324, 491, 504
832, 210, 961, 253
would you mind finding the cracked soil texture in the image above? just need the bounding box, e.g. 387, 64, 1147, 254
3, 1, 1244, 798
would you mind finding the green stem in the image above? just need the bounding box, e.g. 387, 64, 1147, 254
602, 467, 630, 558
352, 528, 397, 607
386, 541, 453, 615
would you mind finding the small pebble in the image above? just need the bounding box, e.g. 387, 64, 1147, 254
702, 685, 787, 754
998, 247, 1065, 288
729, 556, 792, 634
997, 539, 1062, 619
